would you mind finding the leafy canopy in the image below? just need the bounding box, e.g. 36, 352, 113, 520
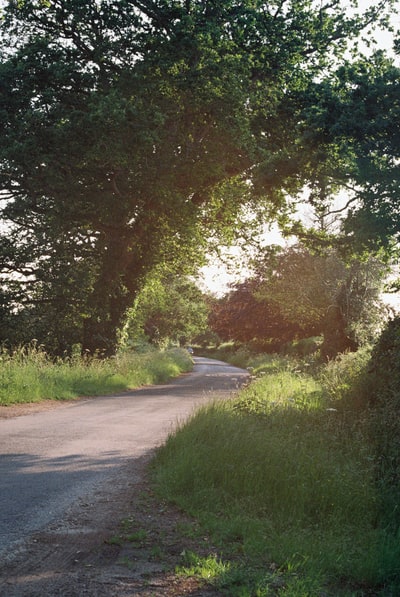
0, 0, 397, 354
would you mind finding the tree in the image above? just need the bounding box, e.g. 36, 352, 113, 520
0, 0, 396, 354
339, 55, 400, 252
208, 277, 309, 350
252, 245, 388, 359
282, 52, 400, 255
124, 271, 209, 348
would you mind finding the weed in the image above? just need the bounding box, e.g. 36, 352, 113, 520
106, 535, 124, 546
176, 550, 231, 581
150, 545, 164, 560
126, 530, 148, 545
175, 520, 200, 539
117, 556, 134, 569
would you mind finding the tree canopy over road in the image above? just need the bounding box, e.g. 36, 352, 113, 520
0, 0, 398, 355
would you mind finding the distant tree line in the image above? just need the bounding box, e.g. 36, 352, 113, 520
209, 244, 389, 359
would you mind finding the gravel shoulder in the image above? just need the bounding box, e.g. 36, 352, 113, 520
0, 443, 223, 596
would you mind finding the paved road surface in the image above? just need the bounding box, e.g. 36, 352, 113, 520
0, 357, 248, 560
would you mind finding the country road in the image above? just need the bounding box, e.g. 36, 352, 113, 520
0, 356, 248, 595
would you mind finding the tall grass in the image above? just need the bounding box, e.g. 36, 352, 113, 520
0, 344, 193, 405
152, 352, 400, 596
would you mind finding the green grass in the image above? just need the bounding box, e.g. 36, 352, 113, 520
152, 353, 400, 596
177, 549, 232, 581
0, 345, 193, 405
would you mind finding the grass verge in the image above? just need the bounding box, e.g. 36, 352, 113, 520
152, 352, 400, 596
0, 345, 193, 405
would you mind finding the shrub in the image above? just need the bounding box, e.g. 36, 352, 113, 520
363, 317, 400, 530
367, 316, 400, 403
318, 346, 371, 406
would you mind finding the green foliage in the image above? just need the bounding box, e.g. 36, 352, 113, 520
123, 272, 209, 349
363, 317, 400, 532
252, 244, 388, 359
234, 364, 325, 415
177, 550, 231, 581
336, 56, 400, 253
367, 316, 400, 403
318, 346, 371, 405
152, 352, 400, 594
209, 244, 387, 361
208, 277, 309, 350
0, 0, 396, 355
286, 51, 400, 257
0, 345, 192, 405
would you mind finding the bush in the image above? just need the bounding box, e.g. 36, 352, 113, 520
363, 317, 400, 530
318, 346, 371, 406
367, 316, 400, 403
283, 336, 323, 357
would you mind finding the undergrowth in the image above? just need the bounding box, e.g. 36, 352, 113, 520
152, 349, 400, 596
0, 344, 193, 405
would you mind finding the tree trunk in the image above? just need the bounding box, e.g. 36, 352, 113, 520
320, 304, 357, 361
81, 230, 139, 356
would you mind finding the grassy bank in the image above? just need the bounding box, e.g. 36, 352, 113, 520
0, 345, 193, 405
152, 351, 400, 596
